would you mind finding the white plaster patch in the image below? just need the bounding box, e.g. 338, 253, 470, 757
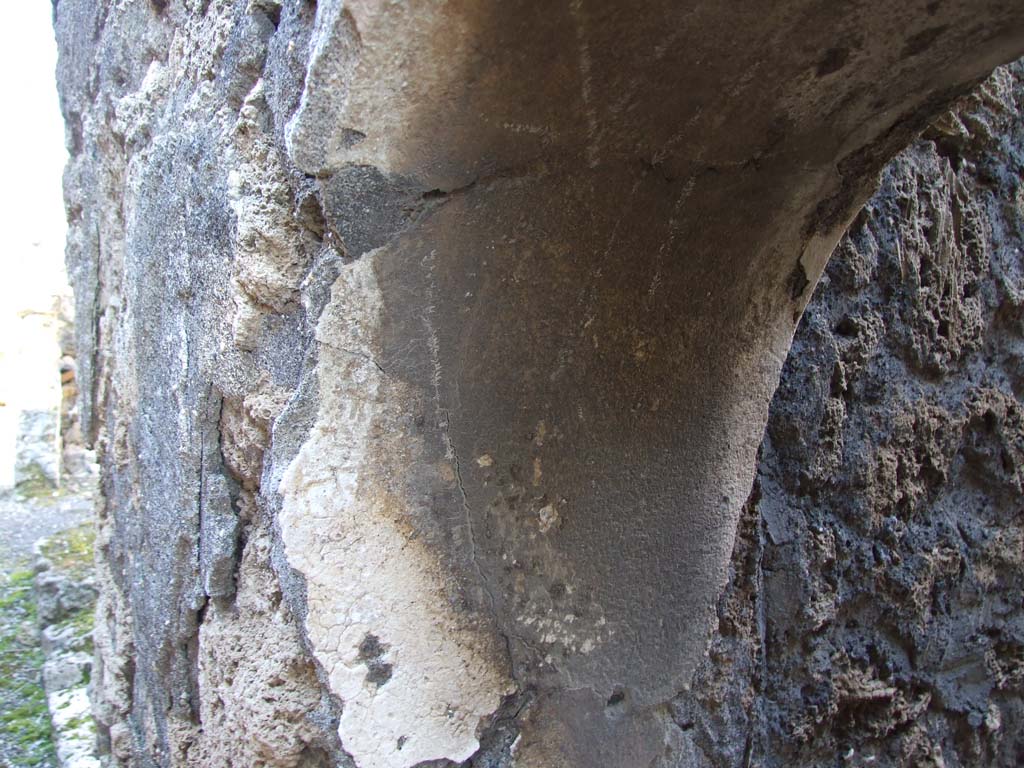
537, 503, 559, 533
278, 255, 512, 768
517, 603, 611, 659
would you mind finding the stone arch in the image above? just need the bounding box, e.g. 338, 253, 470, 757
272, 3, 1024, 765
54, 0, 1024, 765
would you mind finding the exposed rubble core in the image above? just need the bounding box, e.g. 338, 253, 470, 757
675, 63, 1024, 768
53, 1, 1024, 766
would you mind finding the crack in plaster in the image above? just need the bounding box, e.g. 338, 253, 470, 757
420, 248, 501, 624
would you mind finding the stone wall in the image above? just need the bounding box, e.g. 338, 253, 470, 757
675, 63, 1024, 768
53, 1, 1024, 766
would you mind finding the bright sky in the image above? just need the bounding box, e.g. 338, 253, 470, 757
0, 3, 70, 487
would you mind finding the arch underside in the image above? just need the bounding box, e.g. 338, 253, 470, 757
54, 0, 1024, 765
274, 2, 1024, 764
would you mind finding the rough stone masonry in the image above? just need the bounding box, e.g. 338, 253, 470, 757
54, 1, 1024, 766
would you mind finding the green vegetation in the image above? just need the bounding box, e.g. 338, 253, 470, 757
13, 467, 59, 502
0, 568, 57, 767
0, 524, 96, 766
54, 608, 95, 657
38, 524, 95, 582
45, 524, 97, 665
61, 715, 92, 733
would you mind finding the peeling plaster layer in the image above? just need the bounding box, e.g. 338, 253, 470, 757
278, 255, 512, 768
285, 0, 481, 183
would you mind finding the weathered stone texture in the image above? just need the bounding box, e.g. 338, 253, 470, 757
53, 0, 1024, 766
674, 63, 1024, 768
57, 1, 340, 764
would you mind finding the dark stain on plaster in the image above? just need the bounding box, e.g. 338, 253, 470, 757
321, 165, 427, 258
901, 25, 949, 59
336, 128, 367, 150
816, 47, 850, 77
806, 80, 978, 240
357, 633, 393, 688
367, 165, 779, 713
787, 260, 810, 301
